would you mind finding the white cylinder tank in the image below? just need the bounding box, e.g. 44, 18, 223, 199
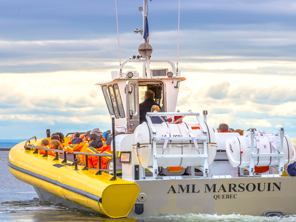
225, 134, 295, 168
132, 122, 217, 169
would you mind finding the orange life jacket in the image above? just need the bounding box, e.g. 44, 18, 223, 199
85, 146, 99, 168
79, 142, 89, 165
64, 145, 74, 153
39, 146, 57, 157
73, 140, 87, 152
97, 145, 121, 169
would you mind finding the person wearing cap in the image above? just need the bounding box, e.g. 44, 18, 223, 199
217, 123, 229, 133
91, 128, 106, 144
91, 128, 103, 137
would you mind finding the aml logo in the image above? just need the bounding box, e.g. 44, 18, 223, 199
167, 182, 281, 194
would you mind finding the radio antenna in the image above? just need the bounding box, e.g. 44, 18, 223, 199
176, 0, 181, 75
115, 0, 121, 66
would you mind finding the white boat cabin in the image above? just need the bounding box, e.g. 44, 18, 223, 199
96, 57, 185, 133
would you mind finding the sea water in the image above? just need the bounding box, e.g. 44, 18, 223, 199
1, 146, 296, 222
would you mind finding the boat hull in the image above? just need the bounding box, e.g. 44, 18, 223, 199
9, 141, 296, 217
128, 176, 296, 217
8, 141, 140, 219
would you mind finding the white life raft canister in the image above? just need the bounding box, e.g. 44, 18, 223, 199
132, 121, 217, 169
225, 134, 295, 168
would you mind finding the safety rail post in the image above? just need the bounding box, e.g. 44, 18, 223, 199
279, 127, 285, 174
82, 155, 89, 170
73, 154, 78, 170
249, 128, 255, 176
110, 117, 117, 181
33, 148, 39, 154
43, 150, 48, 157
53, 151, 59, 161
98, 156, 102, 175
62, 152, 67, 163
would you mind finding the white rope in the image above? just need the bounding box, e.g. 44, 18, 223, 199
115, 0, 121, 65
176, 0, 181, 74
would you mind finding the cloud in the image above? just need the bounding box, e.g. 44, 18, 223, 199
237, 119, 272, 127
1, 0, 296, 139
205, 82, 230, 99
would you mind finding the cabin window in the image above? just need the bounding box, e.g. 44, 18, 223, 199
129, 84, 137, 114
113, 84, 125, 118
139, 81, 164, 110
108, 85, 120, 118
102, 85, 114, 115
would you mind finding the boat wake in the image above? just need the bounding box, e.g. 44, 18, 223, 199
145, 213, 296, 222
0, 198, 66, 214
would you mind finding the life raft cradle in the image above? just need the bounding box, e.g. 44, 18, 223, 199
145, 111, 210, 178
241, 128, 285, 177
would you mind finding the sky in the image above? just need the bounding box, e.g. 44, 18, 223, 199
1, 0, 296, 139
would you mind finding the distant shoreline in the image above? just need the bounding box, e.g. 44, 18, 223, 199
0, 148, 11, 151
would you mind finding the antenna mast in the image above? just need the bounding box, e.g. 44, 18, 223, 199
176, 0, 181, 76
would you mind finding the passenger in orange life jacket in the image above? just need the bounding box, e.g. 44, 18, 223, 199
217, 123, 229, 133
91, 128, 106, 144
77, 131, 90, 152
81, 134, 103, 168
78, 131, 92, 163
65, 132, 83, 153
72, 132, 83, 144
97, 136, 114, 169
38, 139, 50, 155
46, 139, 63, 157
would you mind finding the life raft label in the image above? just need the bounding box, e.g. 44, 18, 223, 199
167, 182, 281, 200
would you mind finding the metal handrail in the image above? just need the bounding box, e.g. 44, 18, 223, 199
25, 144, 66, 162
24, 140, 117, 178
72, 151, 113, 157
145, 111, 208, 135
24, 136, 37, 149
26, 145, 65, 153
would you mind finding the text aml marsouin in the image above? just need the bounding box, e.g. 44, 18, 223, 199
167, 182, 281, 194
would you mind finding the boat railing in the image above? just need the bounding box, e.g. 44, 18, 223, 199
72, 151, 113, 175
25, 144, 68, 163
23, 118, 118, 181
24, 136, 37, 148
24, 144, 117, 179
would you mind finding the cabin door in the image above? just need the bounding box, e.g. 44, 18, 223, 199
126, 80, 139, 132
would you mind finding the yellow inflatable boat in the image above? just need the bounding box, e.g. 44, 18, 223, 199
8, 0, 296, 218
8, 138, 140, 219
